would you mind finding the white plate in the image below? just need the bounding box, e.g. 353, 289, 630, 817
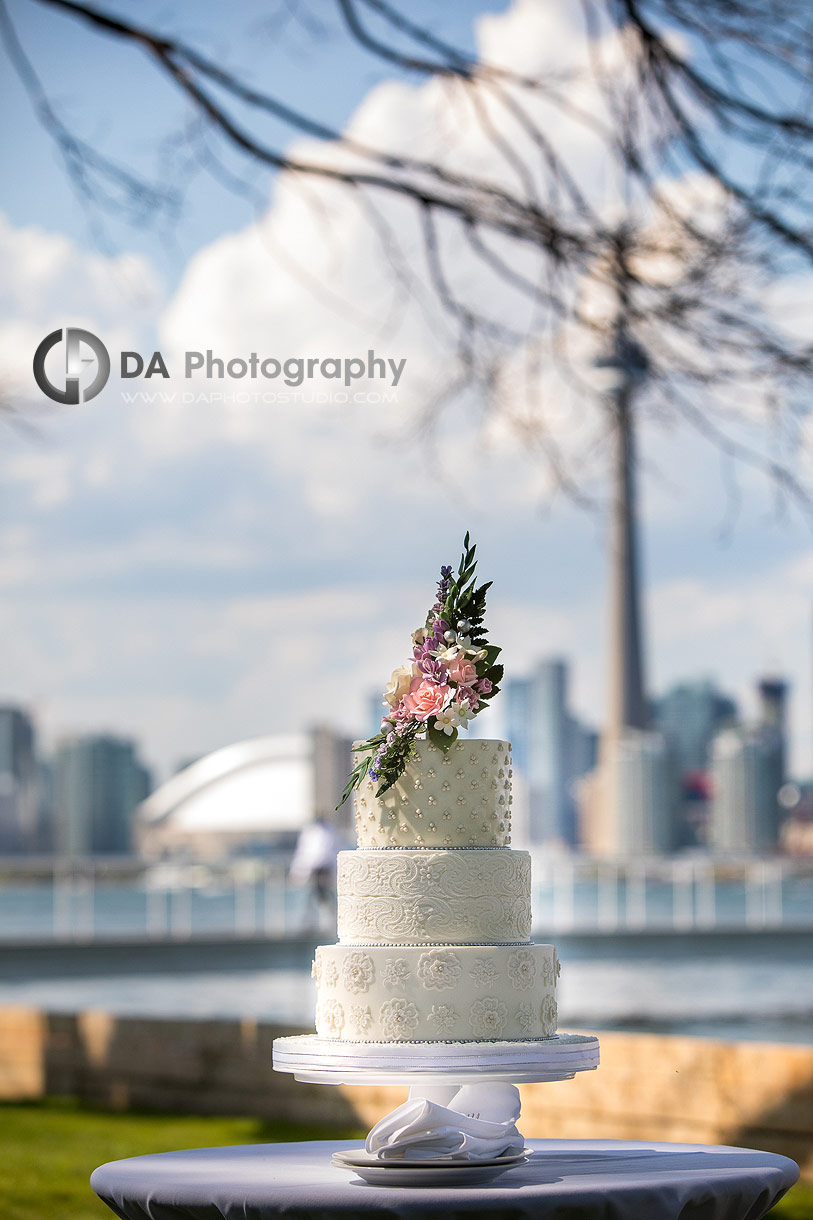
332, 1148, 529, 1186
333, 1148, 529, 1169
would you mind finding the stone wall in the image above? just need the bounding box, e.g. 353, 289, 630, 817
1, 1008, 811, 1177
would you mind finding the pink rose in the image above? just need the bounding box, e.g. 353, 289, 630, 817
402, 676, 452, 722
446, 657, 478, 688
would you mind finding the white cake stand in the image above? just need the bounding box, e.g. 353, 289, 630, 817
273, 1031, 599, 1181
272, 1032, 599, 1088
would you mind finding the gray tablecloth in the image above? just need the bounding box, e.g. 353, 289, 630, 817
90, 1137, 799, 1220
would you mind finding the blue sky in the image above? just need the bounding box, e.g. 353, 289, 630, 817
0, 0, 811, 780
0, 0, 487, 286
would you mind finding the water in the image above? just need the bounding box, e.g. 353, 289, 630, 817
0, 871, 811, 1044
0, 931, 809, 1045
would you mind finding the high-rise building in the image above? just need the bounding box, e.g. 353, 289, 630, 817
758, 675, 788, 794
312, 725, 354, 831
0, 705, 38, 852
569, 718, 599, 782
507, 659, 595, 847
367, 691, 385, 739
709, 727, 783, 854
611, 729, 677, 855
583, 322, 661, 856
55, 735, 151, 856
707, 675, 788, 855
655, 679, 738, 775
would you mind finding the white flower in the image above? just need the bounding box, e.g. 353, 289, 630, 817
427, 1004, 458, 1033
321, 999, 345, 1037
349, 1005, 373, 1035
434, 645, 459, 663
380, 998, 420, 1040
454, 702, 473, 728
384, 663, 418, 707
311, 957, 322, 985
417, 948, 461, 991
469, 997, 507, 1036
540, 994, 558, 1036
542, 957, 555, 986
555, 951, 562, 979
435, 706, 460, 735
324, 960, 339, 987
470, 958, 499, 988
516, 1003, 535, 1034
383, 957, 410, 988
507, 949, 537, 992
341, 951, 375, 994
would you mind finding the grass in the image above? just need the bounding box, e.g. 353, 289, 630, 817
0, 1097, 360, 1220
0, 1097, 809, 1220
773, 1184, 813, 1220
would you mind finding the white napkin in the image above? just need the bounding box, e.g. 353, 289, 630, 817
366, 1083, 525, 1161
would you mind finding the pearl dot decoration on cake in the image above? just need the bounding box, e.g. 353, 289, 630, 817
354, 739, 512, 849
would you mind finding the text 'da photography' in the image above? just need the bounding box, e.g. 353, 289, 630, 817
1, 1, 812, 1218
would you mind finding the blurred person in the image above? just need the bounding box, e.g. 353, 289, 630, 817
289, 815, 341, 931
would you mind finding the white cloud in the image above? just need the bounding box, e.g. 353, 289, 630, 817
0, 212, 162, 394
0, 0, 811, 785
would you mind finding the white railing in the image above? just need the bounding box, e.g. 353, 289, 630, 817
527, 852, 810, 934
0, 856, 810, 942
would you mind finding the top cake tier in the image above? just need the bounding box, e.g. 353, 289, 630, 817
353, 738, 513, 848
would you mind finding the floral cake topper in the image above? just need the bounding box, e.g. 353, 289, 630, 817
342, 533, 503, 801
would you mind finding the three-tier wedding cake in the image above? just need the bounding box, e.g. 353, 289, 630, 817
312, 736, 559, 1045
291, 534, 562, 1054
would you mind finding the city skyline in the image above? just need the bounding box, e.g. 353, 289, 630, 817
0, 650, 800, 859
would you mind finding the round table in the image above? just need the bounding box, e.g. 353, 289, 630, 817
90, 1137, 799, 1220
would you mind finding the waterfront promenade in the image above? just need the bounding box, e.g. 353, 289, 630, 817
2, 855, 811, 944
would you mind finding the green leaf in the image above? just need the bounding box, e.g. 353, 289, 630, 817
483, 644, 502, 667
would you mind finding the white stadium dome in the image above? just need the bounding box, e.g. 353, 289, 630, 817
137, 735, 316, 856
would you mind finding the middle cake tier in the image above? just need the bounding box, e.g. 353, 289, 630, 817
337, 847, 532, 944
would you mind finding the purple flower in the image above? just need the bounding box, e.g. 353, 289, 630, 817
413, 638, 443, 669
434, 564, 452, 611
478, 677, 493, 694
418, 655, 446, 682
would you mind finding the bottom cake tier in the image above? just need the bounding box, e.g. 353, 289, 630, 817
312, 942, 558, 1041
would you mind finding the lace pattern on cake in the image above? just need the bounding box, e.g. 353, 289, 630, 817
337, 848, 531, 944
313, 943, 557, 1041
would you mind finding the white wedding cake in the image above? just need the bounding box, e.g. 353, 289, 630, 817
311, 736, 559, 1045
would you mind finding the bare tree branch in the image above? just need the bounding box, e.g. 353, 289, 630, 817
6, 0, 813, 513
